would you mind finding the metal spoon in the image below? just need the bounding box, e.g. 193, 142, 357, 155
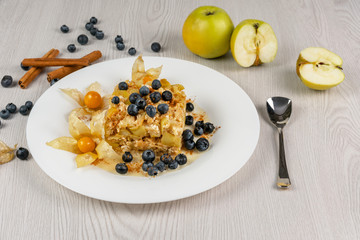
266, 97, 292, 189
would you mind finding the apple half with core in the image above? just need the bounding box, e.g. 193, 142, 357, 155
296, 47, 344, 90
182, 6, 234, 59
230, 19, 278, 67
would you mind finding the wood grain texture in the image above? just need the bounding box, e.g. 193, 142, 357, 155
1, 0, 360, 239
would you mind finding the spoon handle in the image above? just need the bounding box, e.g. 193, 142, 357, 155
277, 129, 291, 188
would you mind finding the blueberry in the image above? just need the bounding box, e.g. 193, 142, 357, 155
50, 78, 59, 86
111, 96, 120, 104
19, 105, 29, 115
151, 79, 161, 90
186, 102, 194, 112
60, 25, 69, 33
139, 86, 150, 96
204, 122, 215, 134
20, 62, 30, 71
115, 35, 124, 43
115, 163, 128, 174
145, 105, 156, 118
129, 93, 141, 104
157, 104, 169, 114
147, 166, 159, 176
155, 161, 166, 172
149, 92, 161, 103
6, 103, 17, 113
122, 152, 133, 163
175, 154, 187, 165
67, 44, 76, 53
85, 22, 93, 31
128, 47, 136, 56
16, 147, 29, 160
1, 75, 13, 88
95, 30, 104, 40
151, 42, 161, 52
162, 90, 172, 101
168, 160, 178, 170
195, 120, 204, 129
142, 149, 155, 162
185, 115, 193, 125
160, 153, 172, 164
196, 138, 209, 151
90, 27, 98, 36
135, 97, 146, 109
116, 42, 125, 50
184, 140, 195, 150
182, 129, 194, 141
90, 17, 98, 24
25, 101, 33, 110
194, 126, 204, 136
142, 162, 154, 172
77, 34, 88, 45
0, 109, 10, 119
118, 81, 128, 90
127, 104, 139, 116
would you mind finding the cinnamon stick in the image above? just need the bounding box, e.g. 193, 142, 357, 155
47, 51, 102, 82
22, 58, 90, 67
19, 49, 60, 89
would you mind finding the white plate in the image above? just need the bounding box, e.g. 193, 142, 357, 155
27, 56, 260, 204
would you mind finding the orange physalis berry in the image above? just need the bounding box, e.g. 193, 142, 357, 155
84, 91, 102, 109
77, 137, 96, 153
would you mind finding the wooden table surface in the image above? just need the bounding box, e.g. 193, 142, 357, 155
1, 0, 359, 239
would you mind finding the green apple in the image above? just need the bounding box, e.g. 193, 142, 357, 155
230, 19, 277, 67
182, 6, 234, 59
296, 47, 344, 90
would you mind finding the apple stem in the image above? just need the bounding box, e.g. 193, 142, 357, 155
337, 66, 343, 70
253, 23, 259, 33
205, 11, 214, 16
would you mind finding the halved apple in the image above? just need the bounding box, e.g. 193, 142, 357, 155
296, 47, 344, 90
230, 19, 278, 67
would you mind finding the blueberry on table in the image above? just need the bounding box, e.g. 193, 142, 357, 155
139, 86, 150, 96
147, 166, 159, 176
19, 105, 29, 115
118, 81, 128, 90
90, 27, 98, 36
184, 140, 195, 150
90, 16, 98, 24
129, 93, 141, 104
186, 102, 194, 112
6, 103, 17, 113
25, 101, 33, 110
50, 78, 59, 86
122, 152, 133, 163
162, 90, 172, 101
182, 129, 194, 141
142, 162, 154, 172
142, 149, 155, 162
1, 75, 13, 88
20, 62, 30, 71
185, 115, 193, 125
115, 35, 123, 43
149, 92, 161, 103
16, 147, 29, 160
0, 109, 10, 119
151, 79, 161, 90
95, 30, 104, 40
67, 44, 76, 53
204, 122, 215, 134
194, 126, 204, 136
135, 97, 146, 109
85, 22, 93, 31
155, 161, 166, 172
195, 120, 204, 129
116, 42, 125, 50
111, 96, 120, 104
60, 25, 69, 33
160, 153, 172, 165
196, 138, 209, 151
115, 163, 128, 174
145, 105, 156, 118
168, 160, 178, 170
127, 104, 139, 116
151, 42, 161, 52
175, 154, 187, 165
77, 34, 89, 45
128, 47, 136, 56
157, 103, 169, 114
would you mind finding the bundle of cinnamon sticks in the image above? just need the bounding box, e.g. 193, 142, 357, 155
18, 49, 102, 89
